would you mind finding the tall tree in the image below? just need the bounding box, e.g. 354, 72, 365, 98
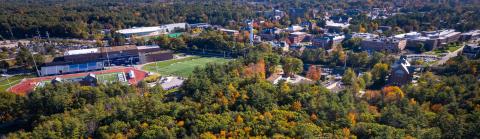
282, 57, 303, 77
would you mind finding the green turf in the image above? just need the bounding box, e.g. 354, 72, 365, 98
142, 56, 231, 77
97, 72, 124, 83
0, 75, 34, 91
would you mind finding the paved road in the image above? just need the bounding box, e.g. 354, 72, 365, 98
434, 45, 464, 66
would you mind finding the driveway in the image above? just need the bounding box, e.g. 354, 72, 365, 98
434, 45, 464, 66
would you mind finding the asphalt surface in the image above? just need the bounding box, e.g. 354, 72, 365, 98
434, 45, 465, 66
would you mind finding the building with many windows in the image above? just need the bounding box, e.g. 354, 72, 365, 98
40, 45, 173, 76
394, 29, 461, 51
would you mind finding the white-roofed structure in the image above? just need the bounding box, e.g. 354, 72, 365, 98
351, 33, 379, 40
116, 23, 187, 38
116, 26, 163, 35
219, 28, 240, 36
394, 32, 422, 39
325, 20, 350, 33
394, 29, 461, 50
285, 25, 304, 32
64, 48, 99, 56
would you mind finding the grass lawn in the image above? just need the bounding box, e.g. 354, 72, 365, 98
142, 56, 231, 77
0, 74, 34, 91
433, 44, 462, 53
447, 45, 462, 52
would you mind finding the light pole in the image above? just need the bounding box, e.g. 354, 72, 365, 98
155, 58, 160, 74
30, 51, 41, 76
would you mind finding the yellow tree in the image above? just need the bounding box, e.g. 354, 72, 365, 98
291, 101, 302, 111
347, 112, 356, 126
382, 86, 404, 103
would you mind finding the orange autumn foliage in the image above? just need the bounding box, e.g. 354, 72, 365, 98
306, 65, 322, 81
368, 105, 380, 116
431, 104, 443, 113
382, 86, 404, 102
177, 120, 185, 127
220, 130, 227, 138
310, 113, 318, 121
347, 112, 356, 126
409, 98, 417, 105
342, 128, 351, 138
365, 90, 381, 101
243, 59, 266, 79
291, 101, 302, 111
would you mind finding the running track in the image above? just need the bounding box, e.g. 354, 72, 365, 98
8, 67, 148, 95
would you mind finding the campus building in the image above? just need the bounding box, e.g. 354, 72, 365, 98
285, 25, 305, 32
325, 20, 350, 33
462, 44, 480, 59
312, 34, 345, 50
289, 32, 312, 44
395, 29, 461, 51
360, 37, 407, 52
116, 23, 187, 38
388, 56, 414, 86
40, 45, 173, 76
260, 27, 282, 41
460, 30, 480, 42
219, 28, 240, 36
350, 33, 379, 40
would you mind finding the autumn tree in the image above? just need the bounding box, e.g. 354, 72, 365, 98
382, 86, 404, 103
291, 101, 302, 111
243, 59, 266, 79
282, 57, 303, 77
371, 63, 389, 87
342, 68, 357, 85
155, 35, 170, 48
306, 65, 322, 81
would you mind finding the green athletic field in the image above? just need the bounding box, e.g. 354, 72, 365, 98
0, 75, 34, 91
38, 72, 127, 86
96, 72, 127, 83
142, 56, 231, 77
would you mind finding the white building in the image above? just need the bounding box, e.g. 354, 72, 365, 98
116, 23, 187, 38
351, 33, 379, 40
325, 20, 350, 32
285, 25, 305, 32
64, 48, 98, 56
